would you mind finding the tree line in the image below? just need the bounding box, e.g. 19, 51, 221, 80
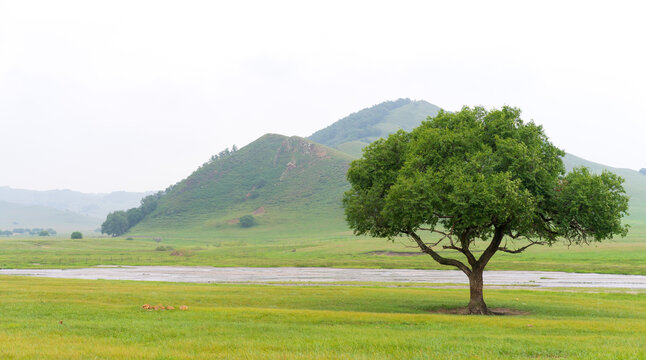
0, 228, 57, 236
101, 192, 164, 236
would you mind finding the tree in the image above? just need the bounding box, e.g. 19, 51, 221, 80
101, 211, 129, 237
343, 106, 629, 314
70, 231, 83, 239
38, 230, 49, 236
239, 215, 255, 228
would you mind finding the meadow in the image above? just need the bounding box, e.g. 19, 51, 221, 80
1, 223, 646, 275
0, 276, 644, 359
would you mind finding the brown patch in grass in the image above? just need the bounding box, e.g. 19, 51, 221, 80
427, 307, 531, 316
253, 206, 265, 215
170, 250, 194, 257
227, 218, 240, 224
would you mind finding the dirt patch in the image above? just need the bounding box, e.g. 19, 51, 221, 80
428, 307, 531, 316
227, 218, 239, 224
279, 161, 297, 181
366, 251, 424, 256
253, 206, 265, 215
310, 144, 328, 158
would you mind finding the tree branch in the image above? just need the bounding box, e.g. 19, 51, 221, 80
475, 223, 508, 270
408, 231, 471, 275
498, 240, 546, 254
459, 232, 478, 267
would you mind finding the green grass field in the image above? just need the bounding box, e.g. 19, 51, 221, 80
1, 276, 644, 359
2, 225, 646, 274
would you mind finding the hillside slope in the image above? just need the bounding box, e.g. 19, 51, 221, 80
309, 98, 441, 157
131, 134, 353, 237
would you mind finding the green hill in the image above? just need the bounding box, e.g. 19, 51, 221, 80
124, 100, 644, 241
131, 134, 353, 238
309, 98, 441, 157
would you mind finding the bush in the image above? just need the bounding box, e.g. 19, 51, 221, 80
239, 215, 255, 228
70, 231, 83, 239
155, 246, 174, 251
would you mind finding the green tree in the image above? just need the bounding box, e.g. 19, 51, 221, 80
343, 106, 629, 314
239, 215, 255, 228
38, 230, 49, 236
70, 231, 83, 239
101, 211, 129, 237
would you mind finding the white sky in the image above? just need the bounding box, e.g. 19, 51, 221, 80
1, 0, 645, 193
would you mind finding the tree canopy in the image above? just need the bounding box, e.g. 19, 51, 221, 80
343, 106, 629, 314
101, 191, 164, 237
239, 215, 255, 228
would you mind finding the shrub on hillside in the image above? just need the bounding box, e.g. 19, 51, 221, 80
239, 215, 255, 228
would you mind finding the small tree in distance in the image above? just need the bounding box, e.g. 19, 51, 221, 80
239, 215, 255, 228
343, 106, 629, 314
70, 231, 83, 239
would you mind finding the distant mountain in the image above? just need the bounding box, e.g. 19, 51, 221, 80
0, 187, 152, 219
309, 98, 441, 157
130, 134, 353, 235
0, 201, 101, 232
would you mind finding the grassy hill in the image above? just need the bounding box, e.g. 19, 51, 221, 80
309, 98, 441, 157
131, 134, 353, 239
0, 201, 101, 232
126, 100, 644, 240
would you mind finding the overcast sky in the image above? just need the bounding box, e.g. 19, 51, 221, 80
1, 0, 645, 193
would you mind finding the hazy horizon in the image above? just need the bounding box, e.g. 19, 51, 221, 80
2, 1, 645, 193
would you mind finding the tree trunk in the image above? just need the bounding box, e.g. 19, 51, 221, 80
467, 269, 491, 315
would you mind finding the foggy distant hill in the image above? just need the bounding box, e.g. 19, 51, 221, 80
0, 200, 101, 232
0, 186, 153, 219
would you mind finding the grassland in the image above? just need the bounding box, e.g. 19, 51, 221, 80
1, 276, 644, 359
2, 225, 646, 275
